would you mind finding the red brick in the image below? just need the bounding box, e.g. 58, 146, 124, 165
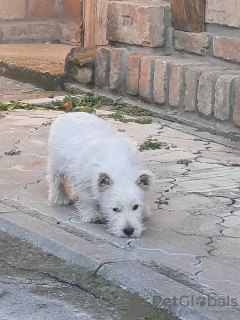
175, 30, 210, 56
213, 36, 240, 64
29, 0, 63, 19
169, 62, 184, 107
95, 46, 111, 88
107, 1, 165, 47
169, 59, 209, 108
126, 53, 147, 96
0, 22, 58, 43
197, 71, 218, 117
72, 47, 97, 66
206, 1, 240, 28
0, 0, 26, 19
109, 48, 129, 93
233, 80, 240, 127
139, 56, 157, 102
63, 0, 81, 21
73, 65, 93, 84
214, 75, 236, 121
153, 58, 168, 105
60, 24, 81, 43
184, 66, 203, 112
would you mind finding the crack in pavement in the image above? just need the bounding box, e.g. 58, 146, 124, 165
93, 260, 132, 276
189, 192, 236, 203
0, 258, 101, 300
141, 260, 217, 297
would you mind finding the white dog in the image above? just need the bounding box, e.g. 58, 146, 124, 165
48, 112, 152, 237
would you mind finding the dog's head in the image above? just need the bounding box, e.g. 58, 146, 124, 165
94, 170, 152, 238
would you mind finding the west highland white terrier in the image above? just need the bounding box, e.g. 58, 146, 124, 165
48, 112, 152, 237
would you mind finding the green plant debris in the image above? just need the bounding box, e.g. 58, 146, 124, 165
0, 93, 101, 114
177, 159, 192, 166
4, 149, 21, 156
138, 139, 168, 152
108, 103, 149, 117
106, 112, 152, 124
0, 101, 34, 111
0, 92, 151, 120
54, 92, 101, 110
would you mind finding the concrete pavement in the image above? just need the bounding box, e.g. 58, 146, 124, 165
0, 103, 240, 320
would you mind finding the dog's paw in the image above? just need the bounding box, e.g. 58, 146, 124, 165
49, 196, 74, 206
79, 210, 105, 224
90, 217, 106, 224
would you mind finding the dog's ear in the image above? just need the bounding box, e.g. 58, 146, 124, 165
98, 172, 112, 191
136, 171, 152, 191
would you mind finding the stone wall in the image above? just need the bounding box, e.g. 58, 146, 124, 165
0, 0, 82, 44
68, 0, 240, 131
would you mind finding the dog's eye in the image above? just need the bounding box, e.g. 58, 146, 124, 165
132, 205, 139, 211
113, 207, 120, 212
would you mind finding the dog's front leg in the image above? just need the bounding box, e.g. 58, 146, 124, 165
75, 188, 105, 223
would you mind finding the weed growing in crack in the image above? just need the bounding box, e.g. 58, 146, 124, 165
107, 100, 148, 117
106, 112, 152, 124
177, 159, 192, 166
138, 139, 168, 152
105, 97, 152, 124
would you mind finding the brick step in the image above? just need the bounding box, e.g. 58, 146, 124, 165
107, 0, 168, 48
66, 46, 240, 129
0, 21, 81, 44
175, 30, 240, 65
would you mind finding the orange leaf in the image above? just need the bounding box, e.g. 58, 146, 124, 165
61, 102, 72, 109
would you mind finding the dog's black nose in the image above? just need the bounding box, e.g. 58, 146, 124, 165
123, 227, 134, 236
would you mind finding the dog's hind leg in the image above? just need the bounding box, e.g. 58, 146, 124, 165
48, 169, 72, 205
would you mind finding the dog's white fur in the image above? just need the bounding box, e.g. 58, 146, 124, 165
48, 112, 152, 237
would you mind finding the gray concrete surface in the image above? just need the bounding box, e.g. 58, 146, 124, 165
0, 75, 44, 99
2, 230, 175, 320
0, 232, 119, 320
0, 102, 240, 320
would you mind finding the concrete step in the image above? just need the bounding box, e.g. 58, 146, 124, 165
0, 44, 75, 91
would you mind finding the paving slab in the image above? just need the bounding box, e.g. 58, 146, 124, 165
0, 107, 240, 319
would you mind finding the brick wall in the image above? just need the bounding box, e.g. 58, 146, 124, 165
68, 0, 240, 131
106, 0, 240, 66
0, 0, 82, 44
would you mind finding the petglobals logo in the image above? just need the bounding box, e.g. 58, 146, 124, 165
153, 295, 238, 308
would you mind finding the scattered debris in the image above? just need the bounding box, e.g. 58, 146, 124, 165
177, 159, 192, 166
219, 162, 240, 167
194, 137, 204, 141
4, 149, 21, 156
42, 121, 52, 126
0, 93, 153, 124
